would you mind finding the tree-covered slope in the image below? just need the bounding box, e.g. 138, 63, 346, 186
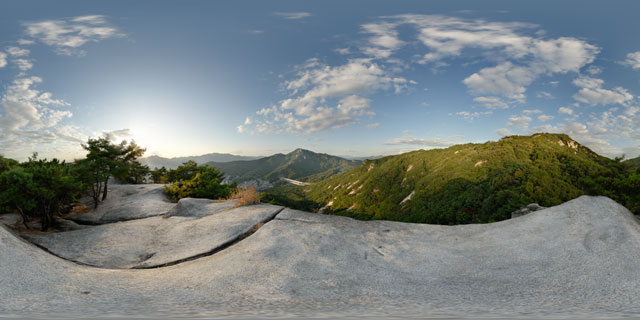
207, 149, 361, 183
626, 156, 640, 172
304, 133, 638, 224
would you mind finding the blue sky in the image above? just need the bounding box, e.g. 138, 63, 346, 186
1, 0, 639, 161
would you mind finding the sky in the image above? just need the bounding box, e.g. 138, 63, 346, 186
1, 0, 639, 161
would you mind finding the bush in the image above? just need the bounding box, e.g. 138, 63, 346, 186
0, 156, 83, 231
164, 163, 236, 201
230, 186, 260, 208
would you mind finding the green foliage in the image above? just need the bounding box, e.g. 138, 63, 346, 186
166, 160, 199, 182
81, 137, 146, 207
0, 156, 19, 173
260, 185, 322, 212
0, 155, 83, 231
124, 160, 150, 184
150, 166, 168, 183
164, 162, 236, 201
283, 133, 640, 225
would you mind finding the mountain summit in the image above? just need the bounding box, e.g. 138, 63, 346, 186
304, 133, 637, 224
207, 149, 361, 188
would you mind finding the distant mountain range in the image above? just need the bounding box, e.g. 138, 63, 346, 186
282, 133, 640, 224
139, 153, 262, 169
207, 148, 361, 188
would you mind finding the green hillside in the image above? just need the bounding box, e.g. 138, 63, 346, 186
207, 148, 361, 183
296, 133, 639, 224
626, 156, 640, 172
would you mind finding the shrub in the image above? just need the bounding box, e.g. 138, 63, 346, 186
0, 156, 83, 231
164, 163, 236, 201
230, 186, 260, 208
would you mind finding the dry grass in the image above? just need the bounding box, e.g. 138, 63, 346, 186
230, 186, 260, 208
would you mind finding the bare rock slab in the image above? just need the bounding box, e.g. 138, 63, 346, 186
26, 203, 283, 269
68, 184, 176, 224
2, 196, 640, 317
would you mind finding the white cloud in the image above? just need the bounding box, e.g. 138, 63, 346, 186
236, 125, 246, 133
0, 52, 6, 68
586, 65, 602, 75
473, 96, 509, 109
507, 115, 532, 130
17, 39, 35, 45
572, 75, 633, 106
248, 29, 264, 35
361, 21, 404, 59
6, 46, 30, 57
359, 15, 598, 105
14, 59, 33, 71
523, 109, 542, 115
536, 91, 554, 99
558, 107, 574, 115
334, 48, 351, 55
244, 59, 408, 134
0, 76, 76, 156
274, 12, 311, 20
102, 128, 132, 141
366, 122, 380, 128
384, 134, 461, 147
621, 51, 640, 70
23, 15, 121, 55
496, 128, 512, 137
538, 114, 554, 122
455, 110, 492, 121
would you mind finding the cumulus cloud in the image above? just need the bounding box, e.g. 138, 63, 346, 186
0, 76, 75, 156
496, 128, 513, 137
538, 114, 554, 122
522, 109, 542, 115
334, 48, 351, 55
558, 107, 574, 115
0, 52, 6, 68
102, 128, 132, 141
572, 75, 633, 106
14, 59, 33, 71
586, 65, 602, 75
622, 51, 640, 70
507, 115, 532, 130
359, 15, 598, 107
244, 59, 409, 134
23, 15, 121, 55
473, 96, 509, 109
274, 12, 311, 20
17, 39, 35, 45
6, 46, 30, 57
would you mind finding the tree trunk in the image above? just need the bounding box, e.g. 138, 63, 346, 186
93, 181, 102, 209
102, 176, 109, 201
41, 204, 50, 232
17, 207, 29, 229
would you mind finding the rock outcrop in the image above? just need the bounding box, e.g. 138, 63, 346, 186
1, 192, 640, 317
67, 184, 175, 224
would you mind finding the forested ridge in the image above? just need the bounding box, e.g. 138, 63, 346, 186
270, 133, 640, 224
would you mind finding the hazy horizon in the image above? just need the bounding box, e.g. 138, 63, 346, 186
1, 0, 640, 162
